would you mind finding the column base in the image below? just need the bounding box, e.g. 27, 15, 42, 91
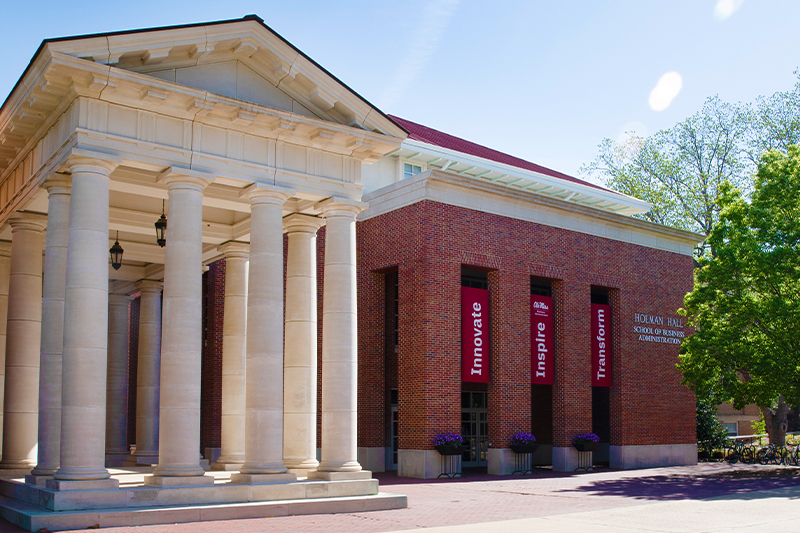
552, 446, 579, 472
487, 448, 515, 476
144, 475, 215, 487
46, 478, 120, 491
0, 461, 34, 470
307, 470, 371, 481
105, 453, 130, 467
24, 475, 52, 486
210, 463, 244, 471
317, 460, 362, 473
124, 455, 159, 467
230, 473, 297, 484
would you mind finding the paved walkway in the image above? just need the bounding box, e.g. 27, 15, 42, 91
2, 463, 799, 532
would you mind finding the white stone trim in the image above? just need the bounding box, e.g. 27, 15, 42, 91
362, 170, 704, 256
610, 444, 697, 469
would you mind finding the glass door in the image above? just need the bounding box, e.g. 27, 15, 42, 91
461, 392, 488, 467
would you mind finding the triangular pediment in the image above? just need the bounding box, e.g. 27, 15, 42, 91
43, 15, 406, 137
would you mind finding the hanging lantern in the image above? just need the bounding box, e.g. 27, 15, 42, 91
155, 199, 167, 247
109, 230, 124, 271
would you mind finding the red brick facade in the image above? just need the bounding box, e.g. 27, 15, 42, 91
128, 198, 695, 463
356, 200, 696, 451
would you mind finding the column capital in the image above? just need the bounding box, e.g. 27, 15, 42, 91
43, 174, 71, 196
318, 197, 367, 218
135, 279, 163, 293
217, 241, 250, 259
156, 167, 215, 192
0, 240, 11, 257
65, 149, 122, 176
8, 212, 47, 233
283, 213, 324, 234
240, 182, 295, 206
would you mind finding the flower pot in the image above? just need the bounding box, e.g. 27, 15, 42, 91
574, 442, 600, 453
510, 444, 540, 454
436, 445, 467, 456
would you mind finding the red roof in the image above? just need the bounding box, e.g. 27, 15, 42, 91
388, 115, 614, 194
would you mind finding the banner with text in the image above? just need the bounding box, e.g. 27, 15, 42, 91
462, 286, 490, 383
591, 303, 612, 387
530, 295, 554, 385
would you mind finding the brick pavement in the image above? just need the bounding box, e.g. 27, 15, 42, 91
2, 463, 798, 533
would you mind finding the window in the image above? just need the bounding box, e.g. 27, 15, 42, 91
403, 162, 422, 179
723, 423, 738, 436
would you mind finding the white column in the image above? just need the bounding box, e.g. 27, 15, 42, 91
128, 280, 162, 464
29, 177, 70, 481
316, 199, 365, 476
147, 168, 214, 486
213, 242, 249, 470
105, 294, 131, 465
232, 183, 295, 484
52, 155, 119, 488
0, 241, 11, 462
0, 213, 46, 469
283, 214, 324, 472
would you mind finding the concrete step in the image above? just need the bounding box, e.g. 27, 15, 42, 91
0, 492, 407, 532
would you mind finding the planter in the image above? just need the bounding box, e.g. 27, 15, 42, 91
436, 445, 468, 456
574, 442, 601, 453
510, 444, 540, 454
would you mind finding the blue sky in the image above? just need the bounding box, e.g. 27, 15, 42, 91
1, 1, 798, 180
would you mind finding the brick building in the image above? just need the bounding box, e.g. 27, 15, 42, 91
194, 114, 702, 477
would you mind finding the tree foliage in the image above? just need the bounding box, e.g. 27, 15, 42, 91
582, 75, 800, 257
696, 394, 730, 455
678, 146, 800, 445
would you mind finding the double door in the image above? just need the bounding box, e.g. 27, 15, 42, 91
461, 391, 488, 467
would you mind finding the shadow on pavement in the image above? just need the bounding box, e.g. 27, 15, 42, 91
557, 469, 800, 501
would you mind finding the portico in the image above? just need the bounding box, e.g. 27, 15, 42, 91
0, 15, 406, 530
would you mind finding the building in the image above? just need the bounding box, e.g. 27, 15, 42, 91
0, 14, 702, 529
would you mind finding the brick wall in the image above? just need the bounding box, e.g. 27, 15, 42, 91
357, 199, 695, 451
200, 259, 225, 453
127, 295, 141, 449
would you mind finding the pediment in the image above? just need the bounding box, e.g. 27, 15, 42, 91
43, 16, 405, 137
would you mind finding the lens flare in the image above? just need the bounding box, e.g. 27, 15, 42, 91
649, 72, 683, 111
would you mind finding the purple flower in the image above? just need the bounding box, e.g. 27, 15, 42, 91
572, 432, 601, 445
434, 433, 464, 447
511, 432, 536, 445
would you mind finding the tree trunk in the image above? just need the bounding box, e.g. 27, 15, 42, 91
759, 397, 789, 446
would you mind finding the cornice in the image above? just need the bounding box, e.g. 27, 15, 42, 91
361, 170, 704, 256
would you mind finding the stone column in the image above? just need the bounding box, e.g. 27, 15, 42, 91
0, 213, 46, 470
0, 241, 12, 463
105, 294, 131, 466
283, 214, 324, 472
313, 199, 366, 478
232, 184, 295, 484
28, 177, 70, 483
212, 242, 249, 470
52, 154, 119, 489
127, 280, 162, 465
147, 168, 214, 486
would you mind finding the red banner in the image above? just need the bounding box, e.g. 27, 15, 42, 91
462, 287, 489, 383
591, 303, 612, 387
530, 295, 554, 385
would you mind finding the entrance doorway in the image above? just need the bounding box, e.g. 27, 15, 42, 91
461, 391, 488, 467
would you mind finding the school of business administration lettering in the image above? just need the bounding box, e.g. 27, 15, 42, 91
633, 312, 685, 344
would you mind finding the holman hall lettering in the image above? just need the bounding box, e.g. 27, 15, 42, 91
633, 312, 685, 344
591, 303, 612, 387
462, 286, 490, 383
530, 295, 554, 385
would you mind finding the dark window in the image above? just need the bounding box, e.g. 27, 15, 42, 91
461, 267, 488, 289
531, 277, 552, 297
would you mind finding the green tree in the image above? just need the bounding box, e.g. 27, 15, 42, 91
581, 96, 751, 256
696, 394, 731, 457
678, 146, 800, 446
